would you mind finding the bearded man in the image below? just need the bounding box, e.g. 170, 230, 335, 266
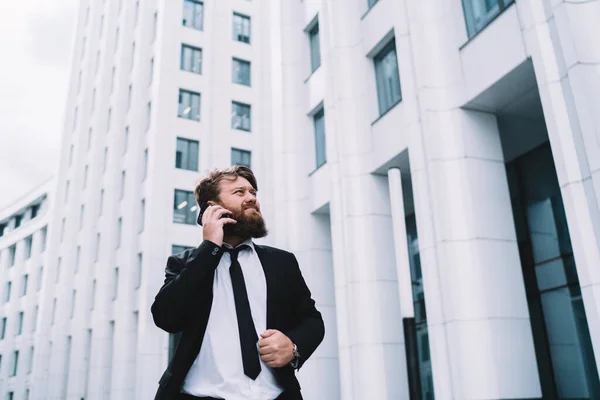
151, 166, 325, 400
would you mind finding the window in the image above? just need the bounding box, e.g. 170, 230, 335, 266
30, 204, 40, 219
136, 253, 143, 288
99, 15, 105, 38
143, 149, 148, 179
113, 267, 119, 300
180, 45, 202, 74
8, 393, 12, 400
233, 13, 251, 44
6, 282, 12, 303
79, 205, 85, 230
41, 226, 47, 252
178, 89, 201, 121
65, 180, 70, 202
28, 346, 34, 374
462, 0, 514, 38
103, 148, 108, 172
116, 218, 122, 248
134, 1, 140, 27
95, 51, 101, 75
309, 23, 321, 72
32, 306, 38, 331
69, 145, 74, 166
0, 318, 6, 339
131, 41, 136, 70
107, 108, 112, 132
111, 67, 116, 94
81, 37, 86, 60
77, 71, 82, 94
172, 245, 193, 254
83, 165, 89, 189
56, 258, 61, 282
99, 189, 104, 216
175, 138, 199, 171
183, 0, 203, 31
71, 290, 76, 318
124, 126, 129, 153
313, 108, 326, 168
127, 85, 132, 110
60, 218, 66, 242
91, 89, 96, 113
368, 0, 379, 7
231, 102, 251, 131
173, 190, 197, 225
0, 224, 6, 237
16, 312, 23, 336
140, 199, 145, 232
115, 27, 120, 53
231, 148, 251, 168
91, 280, 96, 309
146, 101, 152, 131
120, 171, 126, 199
8, 245, 16, 266
10, 351, 18, 377
374, 40, 402, 115
232, 58, 251, 86
25, 235, 33, 259
15, 214, 23, 228
51, 299, 57, 324
95, 233, 101, 262
152, 12, 158, 41
73, 106, 78, 131
75, 246, 81, 272
21, 275, 28, 296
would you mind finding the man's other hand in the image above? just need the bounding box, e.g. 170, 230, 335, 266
258, 329, 294, 368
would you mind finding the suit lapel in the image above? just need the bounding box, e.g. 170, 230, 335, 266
254, 244, 278, 328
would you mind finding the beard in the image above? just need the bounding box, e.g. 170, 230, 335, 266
223, 205, 268, 239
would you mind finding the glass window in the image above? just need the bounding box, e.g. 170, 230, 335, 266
16, 312, 23, 336
175, 138, 199, 171
22, 275, 28, 297
172, 245, 194, 254
181, 44, 203, 74
368, 0, 379, 7
231, 102, 251, 131
232, 58, 251, 86
140, 199, 145, 233
0, 318, 6, 340
313, 108, 326, 168
309, 23, 321, 72
231, 148, 251, 168
374, 40, 402, 115
113, 267, 119, 300
41, 226, 47, 252
28, 347, 34, 374
37, 266, 43, 291
30, 204, 40, 219
462, 0, 514, 38
8, 245, 16, 266
120, 171, 126, 199
25, 236, 33, 259
146, 101, 152, 131
233, 13, 251, 44
116, 218, 122, 248
124, 126, 129, 154
143, 149, 148, 180
15, 214, 23, 229
6, 282, 11, 303
136, 253, 143, 288
173, 190, 197, 225
0, 224, 6, 237
183, 0, 204, 31
178, 89, 201, 121
10, 351, 18, 376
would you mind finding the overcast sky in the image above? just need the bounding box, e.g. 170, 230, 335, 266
0, 0, 78, 209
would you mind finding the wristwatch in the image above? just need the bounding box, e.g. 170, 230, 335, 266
290, 343, 301, 369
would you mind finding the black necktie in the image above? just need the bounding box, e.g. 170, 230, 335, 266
226, 245, 262, 380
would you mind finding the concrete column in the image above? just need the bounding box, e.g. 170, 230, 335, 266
278, 1, 341, 399
405, 1, 540, 399
321, 0, 407, 398
518, 0, 600, 367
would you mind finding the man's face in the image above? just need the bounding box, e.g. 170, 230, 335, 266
215, 176, 267, 239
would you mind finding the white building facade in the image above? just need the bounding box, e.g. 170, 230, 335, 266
16, 0, 600, 399
0, 181, 53, 400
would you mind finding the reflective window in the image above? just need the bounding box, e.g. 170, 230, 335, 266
231, 102, 251, 131
231, 148, 251, 168
173, 190, 197, 225
232, 58, 251, 86
313, 108, 326, 168
309, 23, 321, 72
233, 13, 251, 43
175, 137, 199, 171
172, 245, 194, 254
183, 0, 203, 30
178, 89, 201, 121
462, 0, 514, 38
374, 40, 402, 115
181, 44, 202, 74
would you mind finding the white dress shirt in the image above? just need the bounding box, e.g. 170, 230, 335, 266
182, 239, 284, 400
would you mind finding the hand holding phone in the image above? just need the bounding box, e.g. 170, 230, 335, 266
201, 203, 236, 246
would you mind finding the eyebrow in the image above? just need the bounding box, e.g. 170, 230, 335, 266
231, 186, 256, 192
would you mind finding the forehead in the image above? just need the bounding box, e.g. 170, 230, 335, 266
219, 176, 254, 191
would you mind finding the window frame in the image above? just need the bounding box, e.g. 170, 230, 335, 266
373, 39, 402, 116
233, 12, 251, 44
231, 101, 252, 132
232, 58, 251, 86
175, 137, 200, 171
178, 89, 201, 121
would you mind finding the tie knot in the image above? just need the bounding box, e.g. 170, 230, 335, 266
225, 244, 250, 261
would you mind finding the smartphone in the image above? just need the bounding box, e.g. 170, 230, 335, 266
221, 213, 233, 219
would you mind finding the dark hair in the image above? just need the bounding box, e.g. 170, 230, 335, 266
194, 166, 258, 225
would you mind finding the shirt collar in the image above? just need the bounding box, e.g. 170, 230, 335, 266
222, 238, 254, 253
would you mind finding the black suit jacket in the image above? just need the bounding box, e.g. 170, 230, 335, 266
151, 240, 325, 400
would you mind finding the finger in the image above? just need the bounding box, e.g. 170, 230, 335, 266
261, 353, 277, 362
260, 329, 278, 338
221, 218, 237, 225
259, 345, 274, 355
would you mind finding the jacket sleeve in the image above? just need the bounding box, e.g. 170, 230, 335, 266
283, 254, 325, 370
151, 240, 225, 333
